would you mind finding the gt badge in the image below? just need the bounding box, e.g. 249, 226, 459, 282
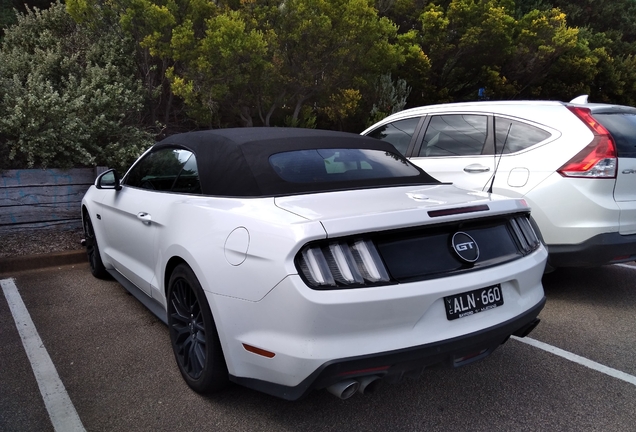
452, 232, 479, 263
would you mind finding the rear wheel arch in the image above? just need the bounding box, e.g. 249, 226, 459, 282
164, 256, 187, 298
81, 205, 91, 228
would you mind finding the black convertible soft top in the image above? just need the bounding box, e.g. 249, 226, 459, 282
154, 128, 439, 197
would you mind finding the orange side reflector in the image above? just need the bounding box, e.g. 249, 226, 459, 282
242, 344, 276, 358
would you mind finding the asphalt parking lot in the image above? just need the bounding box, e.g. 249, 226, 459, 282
2, 262, 636, 432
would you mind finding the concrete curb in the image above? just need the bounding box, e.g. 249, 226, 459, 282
0, 250, 87, 275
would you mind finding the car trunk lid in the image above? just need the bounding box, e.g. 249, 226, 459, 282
274, 184, 530, 237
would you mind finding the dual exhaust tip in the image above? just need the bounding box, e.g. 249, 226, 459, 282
326, 375, 382, 400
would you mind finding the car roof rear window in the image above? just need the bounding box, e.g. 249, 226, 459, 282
269, 149, 421, 183
594, 113, 636, 158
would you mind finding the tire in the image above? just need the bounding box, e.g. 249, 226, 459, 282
167, 264, 229, 393
83, 214, 108, 279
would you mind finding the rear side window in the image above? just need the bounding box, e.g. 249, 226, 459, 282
365, 117, 420, 155
269, 148, 420, 183
594, 113, 636, 158
417, 114, 487, 157
495, 118, 551, 154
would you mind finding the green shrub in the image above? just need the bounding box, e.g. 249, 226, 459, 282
0, 2, 153, 170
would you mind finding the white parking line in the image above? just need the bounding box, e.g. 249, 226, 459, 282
615, 263, 636, 270
1, 278, 86, 432
512, 336, 636, 387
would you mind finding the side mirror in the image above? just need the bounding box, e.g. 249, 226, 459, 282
96, 169, 122, 191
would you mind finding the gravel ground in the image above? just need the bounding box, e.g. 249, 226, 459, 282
0, 225, 85, 259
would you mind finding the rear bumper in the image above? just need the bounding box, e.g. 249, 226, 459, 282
230, 297, 546, 400
548, 232, 636, 267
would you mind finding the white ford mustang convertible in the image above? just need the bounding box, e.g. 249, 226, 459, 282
81, 128, 547, 400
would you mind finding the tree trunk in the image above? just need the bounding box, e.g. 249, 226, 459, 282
292, 97, 305, 123
240, 106, 253, 127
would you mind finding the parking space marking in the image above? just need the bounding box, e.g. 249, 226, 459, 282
512, 336, 636, 386
1, 278, 86, 432
615, 263, 636, 270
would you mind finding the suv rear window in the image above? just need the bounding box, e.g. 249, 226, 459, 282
594, 113, 636, 158
495, 118, 551, 154
269, 149, 421, 183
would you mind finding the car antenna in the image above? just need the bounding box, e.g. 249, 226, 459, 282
487, 121, 512, 194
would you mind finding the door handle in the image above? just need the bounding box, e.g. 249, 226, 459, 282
137, 212, 152, 224
464, 164, 491, 173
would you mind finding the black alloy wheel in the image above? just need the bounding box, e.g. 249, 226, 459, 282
83, 214, 108, 279
167, 264, 228, 393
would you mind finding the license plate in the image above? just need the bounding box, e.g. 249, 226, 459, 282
444, 284, 504, 321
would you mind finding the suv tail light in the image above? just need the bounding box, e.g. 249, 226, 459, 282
558, 106, 617, 178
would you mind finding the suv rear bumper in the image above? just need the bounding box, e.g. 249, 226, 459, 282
229, 296, 546, 400
548, 232, 636, 267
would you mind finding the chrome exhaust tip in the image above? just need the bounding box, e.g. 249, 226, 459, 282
357, 375, 381, 395
326, 380, 360, 400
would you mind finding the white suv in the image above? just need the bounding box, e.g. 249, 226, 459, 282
362, 96, 636, 269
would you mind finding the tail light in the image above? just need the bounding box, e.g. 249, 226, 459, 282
557, 107, 617, 178
297, 239, 391, 289
509, 215, 540, 254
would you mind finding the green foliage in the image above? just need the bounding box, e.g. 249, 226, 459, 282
0, 2, 153, 169
401, 0, 591, 104
544, 0, 636, 105
407, 0, 518, 103
62, 0, 636, 132
2, 0, 57, 39
169, 9, 270, 126
369, 73, 411, 125
284, 106, 317, 129
271, 0, 406, 124
0, 0, 17, 36
550, 0, 636, 42
503, 8, 580, 98
322, 88, 363, 129
75, 0, 412, 128
5, 0, 636, 155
